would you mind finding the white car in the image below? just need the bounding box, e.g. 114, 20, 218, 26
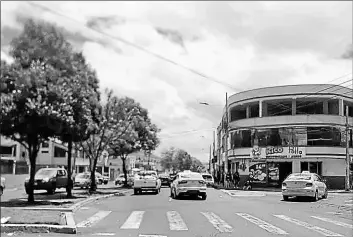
170, 171, 207, 200
0, 176, 5, 196
133, 171, 161, 195
282, 171, 328, 201
201, 173, 214, 187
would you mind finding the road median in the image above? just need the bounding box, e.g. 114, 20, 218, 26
0, 187, 131, 234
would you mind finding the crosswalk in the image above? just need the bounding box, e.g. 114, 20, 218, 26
76, 210, 352, 236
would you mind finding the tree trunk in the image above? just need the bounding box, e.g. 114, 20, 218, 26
122, 156, 128, 187
66, 138, 73, 198
89, 155, 99, 192
27, 140, 39, 203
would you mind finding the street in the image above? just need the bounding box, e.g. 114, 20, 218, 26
14, 187, 353, 237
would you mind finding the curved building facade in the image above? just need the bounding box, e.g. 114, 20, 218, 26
219, 84, 353, 189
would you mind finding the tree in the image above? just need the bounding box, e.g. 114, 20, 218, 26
59, 52, 100, 197
108, 97, 160, 187
79, 89, 118, 192
160, 147, 203, 173
0, 19, 81, 202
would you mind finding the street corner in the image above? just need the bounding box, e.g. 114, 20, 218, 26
221, 189, 267, 197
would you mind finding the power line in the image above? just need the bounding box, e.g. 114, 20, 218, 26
26, 1, 325, 115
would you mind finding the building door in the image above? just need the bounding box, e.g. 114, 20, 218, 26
278, 162, 292, 186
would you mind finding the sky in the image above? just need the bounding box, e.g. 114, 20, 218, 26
1, 1, 352, 162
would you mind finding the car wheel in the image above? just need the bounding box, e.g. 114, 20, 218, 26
201, 194, 207, 200
134, 189, 139, 195
313, 191, 318, 202
323, 189, 328, 199
0, 187, 3, 196
25, 187, 30, 195
283, 195, 289, 201
47, 183, 56, 194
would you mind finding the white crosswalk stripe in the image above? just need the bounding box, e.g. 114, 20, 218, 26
236, 213, 288, 235
120, 211, 145, 229
274, 215, 343, 237
311, 216, 353, 228
77, 209, 348, 236
77, 211, 112, 228
201, 212, 233, 233
166, 211, 188, 231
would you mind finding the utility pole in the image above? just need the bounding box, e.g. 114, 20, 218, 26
213, 130, 216, 178
224, 92, 229, 185
345, 105, 350, 191
208, 145, 212, 174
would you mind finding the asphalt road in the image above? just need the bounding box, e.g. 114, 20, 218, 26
6, 187, 353, 237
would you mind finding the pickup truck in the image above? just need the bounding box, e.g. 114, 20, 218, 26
133, 171, 161, 195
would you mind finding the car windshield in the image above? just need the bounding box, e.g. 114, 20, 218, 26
180, 173, 202, 179
76, 173, 90, 179
35, 169, 56, 177
202, 175, 213, 180
287, 174, 312, 180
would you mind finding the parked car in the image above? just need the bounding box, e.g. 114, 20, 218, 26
95, 172, 104, 185
282, 171, 328, 201
24, 168, 69, 194
133, 171, 161, 195
0, 176, 5, 196
115, 174, 134, 186
74, 173, 98, 189
201, 173, 214, 187
159, 174, 171, 187
170, 171, 207, 200
102, 174, 109, 185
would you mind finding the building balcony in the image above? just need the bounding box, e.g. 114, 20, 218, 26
229, 114, 352, 130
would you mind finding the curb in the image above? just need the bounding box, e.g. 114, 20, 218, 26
0, 223, 76, 234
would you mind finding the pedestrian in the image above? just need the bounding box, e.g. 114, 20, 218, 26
233, 171, 240, 189
226, 171, 231, 189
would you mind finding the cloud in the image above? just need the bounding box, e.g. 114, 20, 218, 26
1, 1, 352, 162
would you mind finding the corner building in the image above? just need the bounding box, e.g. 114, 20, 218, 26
223, 84, 353, 189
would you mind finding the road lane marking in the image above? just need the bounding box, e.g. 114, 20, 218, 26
236, 213, 288, 235
1, 217, 11, 224
76, 211, 111, 228
274, 215, 343, 237
93, 234, 116, 236
201, 212, 233, 233
120, 211, 145, 229
139, 235, 167, 237
166, 211, 188, 231
311, 216, 353, 228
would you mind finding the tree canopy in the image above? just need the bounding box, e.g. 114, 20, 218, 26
160, 147, 204, 173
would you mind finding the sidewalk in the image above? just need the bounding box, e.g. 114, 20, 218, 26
214, 184, 353, 194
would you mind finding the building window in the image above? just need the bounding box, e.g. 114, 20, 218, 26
267, 101, 292, 116
54, 146, 66, 158
307, 127, 341, 147
0, 146, 13, 156
230, 106, 247, 121
301, 162, 322, 176
296, 100, 324, 115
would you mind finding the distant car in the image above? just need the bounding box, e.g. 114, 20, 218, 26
102, 174, 109, 185
74, 173, 98, 189
282, 171, 328, 201
159, 174, 171, 187
95, 172, 104, 185
133, 171, 161, 195
170, 171, 207, 200
25, 168, 69, 194
201, 173, 214, 187
115, 174, 134, 186
0, 176, 5, 196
